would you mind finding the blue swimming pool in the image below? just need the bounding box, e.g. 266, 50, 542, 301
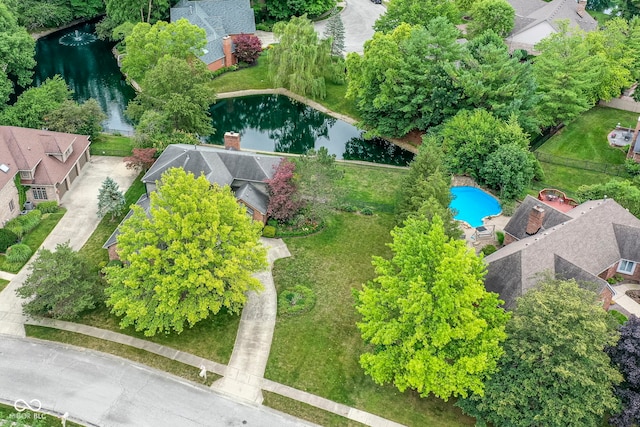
450, 186, 502, 227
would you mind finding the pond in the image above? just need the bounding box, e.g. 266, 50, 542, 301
34, 21, 135, 134
208, 95, 414, 165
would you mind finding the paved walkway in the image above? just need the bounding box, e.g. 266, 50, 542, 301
612, 283, 640, 316
0, 156, 138, 337
211, 238, 290, 404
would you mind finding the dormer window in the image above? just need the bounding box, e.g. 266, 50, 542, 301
618, 259, 636, 275
19, 170, 32, 180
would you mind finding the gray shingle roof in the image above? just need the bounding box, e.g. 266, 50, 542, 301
171, 0, 256, 65
503, 195, 571, 241
235, 182, 270, 214
103, 194, 151, 249
485, 198, 640, 308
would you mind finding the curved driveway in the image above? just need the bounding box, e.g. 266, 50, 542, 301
0, 336, 313, 427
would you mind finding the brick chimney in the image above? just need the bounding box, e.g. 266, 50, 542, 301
223, 36, 235, 67
576, 0, 587, 17
525, 205, 545, 235
224, 132, 241, 151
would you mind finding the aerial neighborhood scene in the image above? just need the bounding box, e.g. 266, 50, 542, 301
2, 0, 640, 425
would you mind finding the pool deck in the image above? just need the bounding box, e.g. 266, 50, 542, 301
461, 214, 511, 251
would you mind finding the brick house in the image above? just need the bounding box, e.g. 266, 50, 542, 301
170, 0, 256, 72
0, 126, 90, 225
484, 195, 640, 310
103, 136, 282, 259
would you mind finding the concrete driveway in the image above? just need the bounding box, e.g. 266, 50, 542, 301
0, 336, 313, 427
0, 156, 138, 337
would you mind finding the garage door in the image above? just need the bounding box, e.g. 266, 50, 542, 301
68, 166, 79, 185
57, 181, 68, 199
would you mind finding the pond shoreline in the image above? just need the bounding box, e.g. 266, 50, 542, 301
30, 17, 98, 40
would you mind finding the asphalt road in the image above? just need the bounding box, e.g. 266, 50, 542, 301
0, 336, 314, 427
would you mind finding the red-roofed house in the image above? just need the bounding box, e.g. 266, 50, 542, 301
0, 126, 91, 225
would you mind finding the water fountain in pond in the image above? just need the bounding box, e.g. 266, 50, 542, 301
59, 29, 97, 46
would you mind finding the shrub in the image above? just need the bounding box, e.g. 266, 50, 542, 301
609, 309, 628, 325
106, 259, 123, 268
481, 244, 497, 256
234, 34, 263, 65
496, 231, 505, 246
36, 201, 59, 213
278, 285, 316, 316
5, 210, 42, 238
360, 207, 374, 215
0, 229, 18, 252
625, 159, 640, 176
607, 274, 625, 285
262, 225, 276, 238
501, 200, 516, 216
340, 204, 357, 212
267, 218, 278, 227
6, 244, 33, 264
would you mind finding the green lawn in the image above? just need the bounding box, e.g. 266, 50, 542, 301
90, 134, 134, 157
26, 326, 218, 386
537, 106, 632, 164
336, 163, 406, 213
532, 162, 614, 198
0, 401, 82, 427
263, 392, 366, 427
0, 279, 9, 292
0, 210, 66, 273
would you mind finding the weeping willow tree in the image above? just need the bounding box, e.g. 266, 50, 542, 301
269, 15, 331, 99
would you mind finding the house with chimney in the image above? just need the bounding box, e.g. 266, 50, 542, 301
484, 195, 640, 310
170, 0, 256, 71
0, 126, 91, 225
104, 134, 282, 259
505, 0, 597, 53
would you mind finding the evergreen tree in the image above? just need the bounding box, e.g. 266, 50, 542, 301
97, 177, 126, 221
608, 315, 640, 427
324, 13, 345, 57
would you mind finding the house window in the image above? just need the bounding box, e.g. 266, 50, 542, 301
32, 187, 48, 200
618, 259, 636, 275
8, 200, 14, 212
245, 205, 254, 217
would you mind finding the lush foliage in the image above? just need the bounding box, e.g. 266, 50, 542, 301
234, 34, 263, 65
269, 15, 332, 99
0, 76, 71, 129
481, 142, 537, 199
467, 0, 515, 38
577, 179, 640, 217
355, 215, 509, 400
44, 99, 107, 141
266, 159, 303, 223
105, 168, 267, 336
105, 0, 171, 26
347, 20, 463, 137
324, 12, 345, 57
294, 147, 343, 221
16, 242, 102, 320
608, 315, 640, 427
264, 0, 336, 20
126, 55, 217, 141
97, 177, 126, 221
11, 0, 103, 30
5, 209, 42, 239
0, 2, 35, 106
36, 201, 59, 214
6, 243, 32, 263
0, 228, 18, 253
459, 278, 622, 427
278, 285, 316, 316
374, 0, 459, 33
124, 148, 157, 171
121, 19, 207, 83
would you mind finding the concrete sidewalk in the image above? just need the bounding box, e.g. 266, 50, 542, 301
612, 283, 640, 316
0, 156, 138, 337
211, 238, 291, 404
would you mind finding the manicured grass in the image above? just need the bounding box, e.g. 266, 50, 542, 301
0, 401, 82, 426
310, 80, 361, 121
90, 134, 134, 156
263, 392, 366, 427
0, 210, 66, 273
532, 162, 613, 198
336, 163, 407, 213
0, 279, 9, 292
211, 54, 272, 93
25, 325, 218, 386
269, 212, 474, 426
79, 175, 145, 269
537, 106, 633, 164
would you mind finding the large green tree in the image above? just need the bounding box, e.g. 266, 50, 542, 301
44, 98, 107, 141
106, 0, 171, 25
459, 278, 622, 427
533, 22, 602, 128
374, 0, 459, 33
577, 179, 640, 217
121, 19, 207, 82
269, 15, 332, 99
126, 55, 216, 138
17, 242, 103, 320
466, 0, 515, 38
347, 19, 464, 137
355, 215, 509, 400
0, 76, 71, 129
105, 168, 267, 336
264, 0, 336, 20
294, 147, 343, 222
450, 30, 539, 133
0, 2, 35, 105
480, 142, 537, 200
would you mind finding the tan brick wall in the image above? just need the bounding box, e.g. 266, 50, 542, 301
601, 287, 613, 311
27, 186, 58, 205
0, 180, 20, 225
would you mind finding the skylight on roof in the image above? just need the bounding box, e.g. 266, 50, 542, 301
0, 164, 9, 173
